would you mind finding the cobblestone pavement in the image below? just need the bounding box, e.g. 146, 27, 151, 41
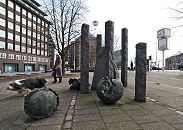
0, 72, 182, 130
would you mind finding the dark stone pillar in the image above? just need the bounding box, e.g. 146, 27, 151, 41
80, 24, 89, 94
121, 28, 128, 87
134, 43, 147, 102
92, 34, 105, 90
104, 20, 119, 79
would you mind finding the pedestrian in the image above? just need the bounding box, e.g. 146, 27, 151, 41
130, 61, 133, 71
52, 54, 62, 83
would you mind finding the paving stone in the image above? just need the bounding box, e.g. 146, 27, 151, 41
30, 116, 65, 126
121, 104, 143, 111
0, 124, 27, 130
74, 108, 98, 115
140, 104, 166, 111
27, 125, 62, 130
99, 108, 125, 116
103, 113, 132, 123
66, 115, 73, 121
151, 109, 177, 117
73, 113, 102, 122
140, 121, 175, 130
63, 121, 72, 129
161, 114, 183, 125
74, 104, 97, 110
125, 109, 151, 117
174, 123, 183, 130
72, 120, 106, 130
106, 120, 141, 130
131, 114, 161, 124
67, 109, 74, 115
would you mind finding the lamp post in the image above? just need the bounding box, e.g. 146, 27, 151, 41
92, 21, 98, 35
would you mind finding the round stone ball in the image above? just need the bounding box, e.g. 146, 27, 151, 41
24, 88, 59, 119
96, 76, 124, 104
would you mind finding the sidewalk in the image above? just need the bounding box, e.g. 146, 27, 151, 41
0, 75, 182, 130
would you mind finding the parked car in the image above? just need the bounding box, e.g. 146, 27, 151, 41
178, 62, 183, 71
151, 66, 161, 70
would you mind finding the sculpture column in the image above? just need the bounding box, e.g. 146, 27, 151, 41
134, 42, 147, 102
92, 34, 105, 90
80, 24, 89, 94
121, 28, 128, 87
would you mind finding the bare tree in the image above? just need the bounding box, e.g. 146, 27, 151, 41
43, 0, 88, 75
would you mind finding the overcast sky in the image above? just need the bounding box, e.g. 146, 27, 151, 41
38, 0, 183, 66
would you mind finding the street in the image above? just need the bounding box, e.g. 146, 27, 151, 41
126, 70, 183, 114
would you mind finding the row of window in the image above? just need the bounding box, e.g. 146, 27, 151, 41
0, 52, 49, 62
0, 41, 48, 56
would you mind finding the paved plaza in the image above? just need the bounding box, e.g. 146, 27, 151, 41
0, 72, 183, 130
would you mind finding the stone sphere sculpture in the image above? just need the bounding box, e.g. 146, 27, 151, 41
96, 76, 124, 104
24, 88, 59, 119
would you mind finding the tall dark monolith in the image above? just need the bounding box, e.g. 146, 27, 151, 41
80, 24, 89, 94
92, 34, 105, 90
134, 43, 147, 102
121, 28, 128, 87
104, 20, 119, 79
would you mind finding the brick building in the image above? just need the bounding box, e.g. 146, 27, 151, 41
165, 52, 183, 70
0, 0, 54, 73
66, 36, 97, 70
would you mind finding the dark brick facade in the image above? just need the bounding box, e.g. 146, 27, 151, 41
0, 0, 54, 72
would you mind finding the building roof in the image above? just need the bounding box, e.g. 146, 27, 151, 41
30, 0, 41, 6
16, 0, 52, 25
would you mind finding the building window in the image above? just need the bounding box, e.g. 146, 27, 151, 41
16, 5, 20, 12
22, 55, 27, 60
37, 49, 40, 55
42, 58, 44, 62
0, 0, 6, 4
0, 52, 6, 58
8, 43, 13, 50
22, 9, 26, 16
32, 48, 36, 54
22, 46, 26, 52
8, 21, 14, 30
33, 57, 36, 62
45, 44, 47, 49
22, 27, 26, 34
38, 18, 40, 23
41, 43, 44, 48
41, 50, 44, 55
15, 25, 20, 32
16, 55, 21, 60
33, 32, 36, 38
37, 34, 40, 39
8, 32, 13, 40
28, 30, 31, 36
28, 21, 31, 27
45, 23, 48, 28
22, 18, 26, 25
8, 11, 14, 19
33, 23, 36, 30
15, 44, 20, 51
8, 54, 14, 59
0, 18, 5, 26
27, 38, 31, 45
45, 51, 47, 56
0, 7, 5, 15
28, 12, 32, 19
28, 56, 32, 61
33, 16, 36, 21
33, 40, 36, 46
8, 0, 14, 8
0, 30, 5, 38
27, 48, 31, 53
45, 37, 47, 42
22, 37, 26, 44
15, 35, 20, 42
0, 41, 5, 49
37, 57, 41, 62
16, 15, 20, 22
45, 58, 48, 62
